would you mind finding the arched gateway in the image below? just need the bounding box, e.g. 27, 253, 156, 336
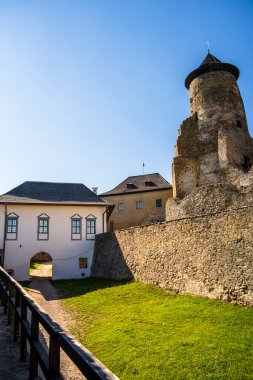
29, 252, 53, 279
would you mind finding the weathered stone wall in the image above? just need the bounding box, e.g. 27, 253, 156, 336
166, 183, 253, 220
172, 115, 199, 199
92, 206, 253, 305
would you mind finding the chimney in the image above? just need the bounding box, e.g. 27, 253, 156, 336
92, 187, 98, 194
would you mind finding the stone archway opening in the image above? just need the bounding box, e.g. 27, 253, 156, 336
29, 252, 53, 280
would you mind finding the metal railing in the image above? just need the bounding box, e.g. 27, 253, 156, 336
0, 266, 119, 380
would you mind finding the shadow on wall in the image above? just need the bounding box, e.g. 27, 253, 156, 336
91, 232, 134, 281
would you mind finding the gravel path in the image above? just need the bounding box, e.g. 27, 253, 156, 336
29, 263, 84, 379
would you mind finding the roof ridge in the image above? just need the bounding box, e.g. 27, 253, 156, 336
24, 180, 84, 185
125, 173, 160, 179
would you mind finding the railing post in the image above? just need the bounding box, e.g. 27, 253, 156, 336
20, 298, 27, 361
49, 334, 61, 378
7, 283, 14, 325
14, 289, 20, 341
30, 311, 39, 379
3, 275, 8, 314
0, 273, 4, 306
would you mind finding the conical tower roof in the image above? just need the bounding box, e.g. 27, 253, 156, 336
201, 52, 221, 65
185, 52, 239, 89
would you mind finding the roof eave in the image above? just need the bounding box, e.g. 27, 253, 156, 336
100, 186, 172, 197
185, 62, 240, 89
0, 200, 110, 206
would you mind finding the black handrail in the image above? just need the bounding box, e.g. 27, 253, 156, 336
0, 266, 119, 380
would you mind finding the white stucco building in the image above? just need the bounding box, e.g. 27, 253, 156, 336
0, 181, 112, 281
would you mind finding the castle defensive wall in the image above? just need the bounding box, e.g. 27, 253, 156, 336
92, 186, 253, 306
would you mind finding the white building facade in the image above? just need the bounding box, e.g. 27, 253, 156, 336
0, 181, 111, 281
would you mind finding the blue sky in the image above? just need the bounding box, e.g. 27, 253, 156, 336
0, 0, 253, 194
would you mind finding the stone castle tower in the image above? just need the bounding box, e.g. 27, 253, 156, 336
173, 52, 253, 199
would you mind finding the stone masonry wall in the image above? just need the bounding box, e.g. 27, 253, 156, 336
166, 184, 253, 221
92, 206, 253, 305
172, 114, 199, 199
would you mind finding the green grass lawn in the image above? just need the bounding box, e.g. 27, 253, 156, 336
29, 260, 45, 274
53, 279, 253, 380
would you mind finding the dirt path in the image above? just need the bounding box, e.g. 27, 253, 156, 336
30, 261, 52, 279
28, 265, 84, 379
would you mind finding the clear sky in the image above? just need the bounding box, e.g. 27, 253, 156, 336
0, 0, 253, 195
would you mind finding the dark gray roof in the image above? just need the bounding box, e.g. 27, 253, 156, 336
201, 52, 221, 65
0, 181, 106, 204
100, 173, 172, 196
185, 52, 239, 89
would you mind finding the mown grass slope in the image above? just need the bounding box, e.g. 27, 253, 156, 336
54, 279, 253, 380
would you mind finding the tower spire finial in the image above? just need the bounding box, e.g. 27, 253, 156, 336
206, 41, 210, 53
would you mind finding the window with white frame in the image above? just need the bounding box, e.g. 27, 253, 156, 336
71, 214, 82, 240
37, 214, 49, 240
7, 218, 17, 233
6, 213, 19, 240
86, 215, 96, 240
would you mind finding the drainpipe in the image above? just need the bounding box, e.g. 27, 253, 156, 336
2, 202, 7, 267
102, 209, 107, 233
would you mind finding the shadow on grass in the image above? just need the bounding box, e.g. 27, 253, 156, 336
21, 277, 131, 302
52, 277, 132, 300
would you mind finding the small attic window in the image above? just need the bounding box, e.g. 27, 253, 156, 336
126, 183, 136, 189
144, 181, 155, 187
237, 120, 242, 128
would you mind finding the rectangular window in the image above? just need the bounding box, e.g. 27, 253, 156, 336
136, 201, 142, 209
79, 257, 88, 269
156, 199, 162, 207
71, 218, 82, 240
86, 215, 96, 240
38, 217, 49, 240
118, 203, 125, 211
6, 216, 18, 240
86, 219, 95, 234
72, 219, 81, 234
38, 219, 48, 234
7, 218, 17, 233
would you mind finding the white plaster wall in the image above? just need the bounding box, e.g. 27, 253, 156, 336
0, 204, 106, 281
